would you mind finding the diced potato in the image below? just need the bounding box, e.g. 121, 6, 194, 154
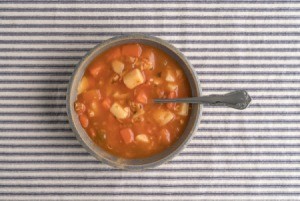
111, 60, 124, 75
110, 102, 130, 119
77, 76, 89, 94
152, 108, 175, 126
177, 103, 189, 116
166, 83, 178, 92
135, 134, 150, 143
163, 69, 176, 82
123, 68, 145, 89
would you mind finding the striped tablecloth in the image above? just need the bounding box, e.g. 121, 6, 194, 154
1, 0, 300, 200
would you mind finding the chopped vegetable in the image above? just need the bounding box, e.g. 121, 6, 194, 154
166, 83, 178, 92
166, 91, 177, 109
79, 114, 89, 128
160, 128, 171, 145
120, 128, 134, 144
74, 101, 86, 114
152, 108, 175, 126
141, 49, 155, 66
77, 76, 89, 94
110, 102, 130, 119
176, 103, 189, 116
135, 134, 150, 143
113, 91, 129, 99
163, 69, 176, 82
90, 101, 101, 117
111, 60, 125, 75
123, 68, 145, 89
102, 97, 111, 110
135, 91, 148, 104
82, 89, 101, 103
122, 43, 142, 57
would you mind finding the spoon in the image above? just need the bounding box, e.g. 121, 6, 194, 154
154, 90, 252, 110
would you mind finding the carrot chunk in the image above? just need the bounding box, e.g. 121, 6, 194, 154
120, 128, 134, 144
79, 114, 89, 128
121, 44, 142, 57
102, 97, 112, 110
135, 91, 148, 104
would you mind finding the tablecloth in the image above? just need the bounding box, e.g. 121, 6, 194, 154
1, 0, 300, 200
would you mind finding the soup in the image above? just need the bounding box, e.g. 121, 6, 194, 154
74, 43, 191, 159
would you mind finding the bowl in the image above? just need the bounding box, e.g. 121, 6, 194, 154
67, 34, 202, 170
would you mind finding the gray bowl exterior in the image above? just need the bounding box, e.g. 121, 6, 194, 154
67, 34, 202, 170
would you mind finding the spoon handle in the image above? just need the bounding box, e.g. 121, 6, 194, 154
154, 90, 252, 110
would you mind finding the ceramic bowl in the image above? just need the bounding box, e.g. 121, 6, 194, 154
67, 34, 202, 170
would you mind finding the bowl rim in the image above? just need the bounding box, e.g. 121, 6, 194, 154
66, 34, 203, 170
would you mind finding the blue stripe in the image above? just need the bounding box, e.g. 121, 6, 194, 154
1, 159, 300, 165
0, 192, 300, 196
2, 32, 300, 36
1, 111, 299, 117
0, 88, 67, 92
1, 128, 299, 133
0, 80, 68, 84
2, 48, 300, 52
1, 152, 300, 158
0, 119, 297, 124
0, 176, 300, 180
1, 71, 300, 76
1, 183, 300, 188
0, 7, 299, 13
0, 96, 66, 100
0, 72, 72, 76
1, 88, 299, 94
1, 24, 300, 29
1, 55, 300, 60
1, 40, 300, 44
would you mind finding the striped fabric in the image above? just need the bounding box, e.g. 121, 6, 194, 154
0, 0, 300, 200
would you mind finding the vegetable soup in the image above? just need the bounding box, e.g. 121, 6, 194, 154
74, 43, 191, 159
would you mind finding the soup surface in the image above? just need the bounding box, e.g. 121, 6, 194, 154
75, 43, 191, 159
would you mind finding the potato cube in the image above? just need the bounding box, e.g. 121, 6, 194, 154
111, 60, 124, 75
153, 108, 175, 126
110, 102, 130, 119
166, 83, 178, 92
123, 68, 145, 89
77, 76, 89, 94
163, 69, 176, 82
177, 103, 189, 116
135, 134, 150, 143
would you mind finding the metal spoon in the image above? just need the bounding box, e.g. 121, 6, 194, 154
154, 90, 251, 110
